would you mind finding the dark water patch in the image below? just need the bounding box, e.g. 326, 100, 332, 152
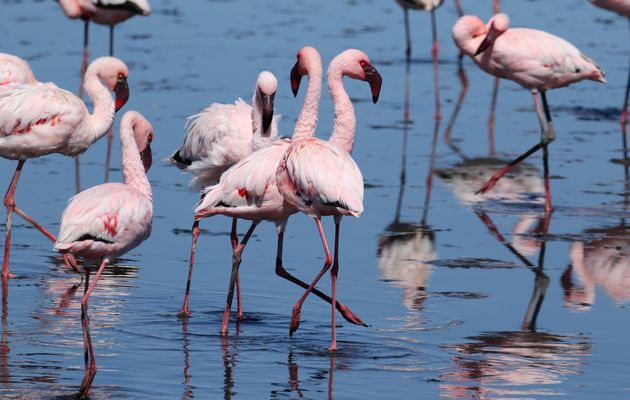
430, 258, 520, 270
432, 291, 489, 300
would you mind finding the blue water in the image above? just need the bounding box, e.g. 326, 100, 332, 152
1, 0, 629, 398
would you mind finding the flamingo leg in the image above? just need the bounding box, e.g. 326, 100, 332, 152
2, 160, 25, 279
274, 231, 366, 327
430, 10, 441, 120
476, 91, 556, 198
329, 221, 341, 351
220, 221, 258, 336
78, 19, 89, 98
179, 219, 200, 317
289, 218, 332, 337
488, 77, 500, 155
229, 218, 242, 320
443, 52, 468, 148
403, 8, 411, 61
540, 91, 555, 214
109, 25, 114, 57
79, 259, 107, 396
493, 0, 501, 14
103, 26, 116, 184
453, 0, 464, 17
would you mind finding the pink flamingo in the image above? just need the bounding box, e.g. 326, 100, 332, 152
452, 13, 606, 214
0, 56, 130, 279
275, 49, 382, 351
54, 110, 153, 396
189, 48, 379, 337
170, 71, 279, 189
0, 53, 38, 95
172, 71, 279, 319
395, 0, 443, 118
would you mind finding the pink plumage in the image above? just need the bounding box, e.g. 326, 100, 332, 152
54, 110, 153, 396
0, 53, 38, 96
170, 71, 280, 188
0, 56, 130, 279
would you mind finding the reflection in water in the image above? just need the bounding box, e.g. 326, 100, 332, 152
562, 225, 630, 310
271, 351, 336, 400
440, 330, 592, 399
1, 279, 9, 393
377, 58, 438, 311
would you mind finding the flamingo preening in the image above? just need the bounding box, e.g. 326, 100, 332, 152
0, 56, 130, 279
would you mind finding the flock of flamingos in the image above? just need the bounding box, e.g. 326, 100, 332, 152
1, 0, 629, 395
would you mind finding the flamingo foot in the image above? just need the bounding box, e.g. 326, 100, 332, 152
79, 365, 97, 397
178, 308, 191, 319
1, 272, 17, 280
220, 307, 230, 336
328, 342, 337, 352
337, 303, 367, 327
289, 306, 302, 337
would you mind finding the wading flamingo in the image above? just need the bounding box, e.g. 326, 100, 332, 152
170, 71, 280, 189
172, 71, 279, 319
0, 53, 38, 95
275, 49, 382, 351
184, 47, 370, 335
0, 56, 130, 279
395, 0, 443, 118
54, 110, 153, 396
452, 13, 606, 213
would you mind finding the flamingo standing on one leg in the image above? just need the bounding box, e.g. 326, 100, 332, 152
0, 56, 130, 279
395, 0, 443, 119
185, 47, 372, 335
0, 53, 39, 96
276, 49, 382, 351
452, 13, 606, 213
172, 70, 279, 319
57, 0, 150, 184
54, 110, 153, 396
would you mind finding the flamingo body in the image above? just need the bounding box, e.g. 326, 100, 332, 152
170, 71, 280, 188
452, 14, 606, 91
58, 0, 151, 26
395, 0, 443, 11
276, 137, 364, 219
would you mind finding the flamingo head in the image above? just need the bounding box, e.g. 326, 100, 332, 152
290, 46, 321, 96
474, 13, 510, 56
128, 111, 154, 172
331, 49, 382, 103
255, 71, 277, 135
88, 57, 130, 112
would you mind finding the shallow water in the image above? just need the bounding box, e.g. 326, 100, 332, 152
1, 0, 629, 398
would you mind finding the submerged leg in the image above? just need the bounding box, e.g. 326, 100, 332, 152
220, 221, 259, 336
289, 218, 332, 337
179, 219, 201, 317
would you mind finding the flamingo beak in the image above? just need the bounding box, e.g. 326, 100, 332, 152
362, 63, 382, 103
261, 92, 275, 135
140, 143, 152, 172
114, 76, 129, 112
474, 25, 502, 56
290, 61, 302, 97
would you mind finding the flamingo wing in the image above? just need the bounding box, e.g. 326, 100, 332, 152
56, 183, 152, 247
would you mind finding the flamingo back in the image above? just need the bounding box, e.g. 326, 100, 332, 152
0, 53, 37, 96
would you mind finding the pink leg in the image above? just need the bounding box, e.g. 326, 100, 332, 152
274, 231, 366, 327
403, 8, 411, 61
220, 221, 258, 336
488, 77, 500, 155
74, 156, 81, 194
430, 10, 441, 121
79, 259, 107, 396
2, 161, 25, 280
289, 218, 332, 337
328, 354, 335, 400
104, 128, 113, 183
229, 218, 242, 320
493, 0, 500, 14
328, 222, 341, 351
179, 219, 200, 317
78, 19, 89, 99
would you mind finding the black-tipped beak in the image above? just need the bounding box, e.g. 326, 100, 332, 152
362, 63, 382, 103
474, 25, 502, 56
140, 143, 152, 172
290, 61, 302, 97
114, 76, 129, 112
262, 93, 275, 134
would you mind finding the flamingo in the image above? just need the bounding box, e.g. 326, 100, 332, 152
172, 71, 279, 320
0, 56, 130, 279
184, 47, 370, 335
275, 49, 382, 351
0, 53, 38, 95
452, 13, 606, 213
395, 0, 443, 118
170, 71, 280, 189
54, 110, 153, 396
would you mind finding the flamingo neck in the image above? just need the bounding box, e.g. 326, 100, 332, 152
292, 63, 322, 140
79, 69, 115, 149
327, 68, 356, 154
121, 117, 152, 200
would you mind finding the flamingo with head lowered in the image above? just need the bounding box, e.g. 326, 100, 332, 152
0, 56, 130, 279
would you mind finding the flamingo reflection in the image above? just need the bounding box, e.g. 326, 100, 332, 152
271, 351, 336, 400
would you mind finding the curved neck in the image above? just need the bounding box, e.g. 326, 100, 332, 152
292, 64, 322, 140
327, 68, 356, 154
121, 119, 152, 200
81, 70, 115, 146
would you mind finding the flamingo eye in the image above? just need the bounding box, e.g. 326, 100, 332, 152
117, 72, 126, 79
359, 60, 367, 67
148, 132, 153, 142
